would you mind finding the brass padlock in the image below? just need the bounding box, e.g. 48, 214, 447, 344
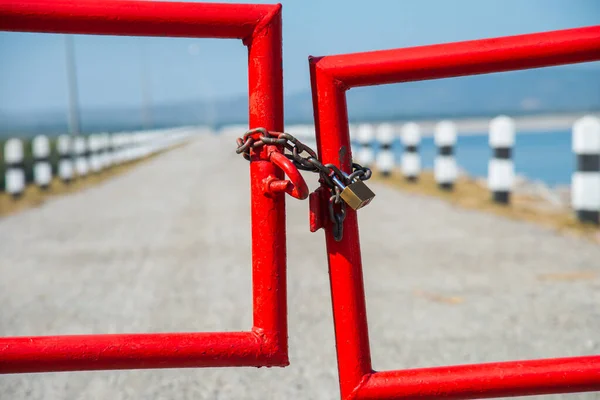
331, 175, 376, 210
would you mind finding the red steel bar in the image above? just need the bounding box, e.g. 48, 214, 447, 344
0, 332, 266, 373
309, 26, 600, 400
310, 57, 373, 399
247, 0, 288, 365
313, 25, 600, 88
0, 0, 287, 373
357, 356, 600, 400
0, 0, 268, 39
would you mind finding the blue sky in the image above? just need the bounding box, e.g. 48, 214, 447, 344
1, 0, 599, 114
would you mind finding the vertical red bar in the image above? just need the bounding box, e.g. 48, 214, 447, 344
309, 59, 373, 399
247, 4, 288, 364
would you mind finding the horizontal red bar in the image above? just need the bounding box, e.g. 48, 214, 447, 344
356, 356, 600, 400
0, 331, 284, 373
313, 25, 600, 88
0, 0, 276, 38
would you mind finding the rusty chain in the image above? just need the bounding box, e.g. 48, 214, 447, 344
235, 127, 372, 241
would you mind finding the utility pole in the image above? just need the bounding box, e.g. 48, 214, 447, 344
188, 42, 216, 129
64, 34, 81, 137
139, 41, 153, 130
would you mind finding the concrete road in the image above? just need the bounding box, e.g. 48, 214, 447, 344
1, 133, 599, 399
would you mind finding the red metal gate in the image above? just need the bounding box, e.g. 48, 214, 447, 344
3, 2, 600, 398
0, 0, 288, 373
309, 26, 600, 400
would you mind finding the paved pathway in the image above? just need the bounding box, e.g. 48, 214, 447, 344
1, 133, 599, 399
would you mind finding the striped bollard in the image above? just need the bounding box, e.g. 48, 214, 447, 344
572, 115, 600, 225
120, 134, 128, 163
434, 120, 457, 191
375, 123, 395, 177
110, 134, 120, 167
99, 134, 110, 170
129, 133, 138, 161
74, 136, 89, 178
400, 122, 421, 182
488, 116, 515, 204
356, 123, 375, 167
300, 124, 317, 151
57, 135, 74, 183
134, 133, 145, 160
97, 134, 106, 170
4, 138, 25, 198
120, 134, 129, 163
115, 134, 124, 164
123, 134, 133, 163
88, 135, 101, 173
140, 132, 151, 159
106, 133, 114, 167
32, 135, 52, 190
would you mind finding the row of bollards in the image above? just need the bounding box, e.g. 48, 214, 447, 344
347, 115, 599, 225
2, 128, 194, 198
224, 118, 600, 225
355, 120, 460, 189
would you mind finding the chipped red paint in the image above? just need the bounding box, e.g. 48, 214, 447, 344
309, 25, 600, 400
0, 0, 287, 373
309, 187, 327, 233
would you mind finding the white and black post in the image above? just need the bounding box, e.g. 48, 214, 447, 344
57, 135, 74, 183
88, 135, 102, 174
356, 123, 375, 167
375, 123, 395, 177
400, 122, 421, 182
3, 138, 25, 198
488, 116, 515, 204
103, 133, 112, 169
74, 136, 89, 178
110, 134, 120, 167
32, 135, 52, 190
98, 133, 109, 170
434, 120, 458, 191
572, 115, 600, 225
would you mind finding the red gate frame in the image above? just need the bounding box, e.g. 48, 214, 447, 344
309, 26, 600, 400
0, 0, 288, 373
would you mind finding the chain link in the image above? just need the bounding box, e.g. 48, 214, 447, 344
235, 127, 372, 241
328, 187, 346, 241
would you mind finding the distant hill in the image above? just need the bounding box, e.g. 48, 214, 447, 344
1, 66, 599, 136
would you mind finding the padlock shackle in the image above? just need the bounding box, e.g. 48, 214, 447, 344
330, 174, 347, 190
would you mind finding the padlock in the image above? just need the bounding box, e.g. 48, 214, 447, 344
331, 175, 376, 210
